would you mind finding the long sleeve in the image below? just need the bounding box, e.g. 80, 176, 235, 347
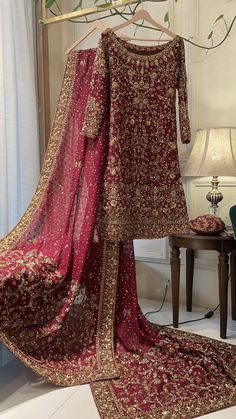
177, 39, 191, 144
83, 36, 109, 139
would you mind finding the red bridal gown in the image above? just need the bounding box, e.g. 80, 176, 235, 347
83, 30, 191, 240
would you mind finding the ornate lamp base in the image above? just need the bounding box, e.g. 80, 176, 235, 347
206, 176, 223, 216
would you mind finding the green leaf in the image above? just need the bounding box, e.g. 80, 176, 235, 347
97, 0, 111, 9
207, 30, 213, 39
214, 14, 224, 24
164, 12, 169, 23
45, 0, 56, 8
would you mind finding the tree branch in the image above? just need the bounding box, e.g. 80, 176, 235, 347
45, 0, 236, 51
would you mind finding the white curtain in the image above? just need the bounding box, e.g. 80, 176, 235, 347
0, 0, 40, 239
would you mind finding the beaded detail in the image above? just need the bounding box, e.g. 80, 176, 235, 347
83, 30, 191, 240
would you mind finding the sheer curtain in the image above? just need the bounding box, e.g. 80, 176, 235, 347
0, 0, 40, 239
0, 1, 40, 366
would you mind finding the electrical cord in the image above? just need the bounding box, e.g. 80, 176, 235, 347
144, 284, 221, 326
147, 303, 220, 327
145, 284, 168, 318
144, 272, 229, 326
160, 303, 220, 327
148, 304, 220, 327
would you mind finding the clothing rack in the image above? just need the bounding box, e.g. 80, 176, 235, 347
40, 0, 166, 25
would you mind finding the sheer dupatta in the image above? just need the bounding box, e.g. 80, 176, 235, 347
0, 50, 120, 384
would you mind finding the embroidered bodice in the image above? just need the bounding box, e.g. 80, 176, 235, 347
83, 31, 191, 240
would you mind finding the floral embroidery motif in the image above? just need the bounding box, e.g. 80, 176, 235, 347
0, 51, 118, 386
84, 31, 191, 240
92, 331, 236, 419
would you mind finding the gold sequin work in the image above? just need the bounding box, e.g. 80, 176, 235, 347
83, 30, 191, 240
0, 50, 119, 386
0, 53, 78, 254
92, 329, 236, 418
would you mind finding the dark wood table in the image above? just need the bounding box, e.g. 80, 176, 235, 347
169, 233, 236, 339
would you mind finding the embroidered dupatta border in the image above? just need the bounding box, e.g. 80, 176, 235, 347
0, 53, 77, 254
91, 376, 236, 419
91, 327, 236, 419
0, 241, 119, 385
96, 241, 119, 377
0, 53, 119, 385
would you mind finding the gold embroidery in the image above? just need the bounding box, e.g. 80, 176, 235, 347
84, 30, 191, 240
96, 241, 119, 376
0, 52, 119, 386
0, 53, 78, 254
92, 328, 236, 418
0, 241, 120, 386
83, 37, 108, 139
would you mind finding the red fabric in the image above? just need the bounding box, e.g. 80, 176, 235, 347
189, 214, 226, 235
0, 50, 236, 418
0, 50, 113, 381
83, 31, 191, 240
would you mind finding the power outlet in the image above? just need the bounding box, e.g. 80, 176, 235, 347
165, 278, 171, 286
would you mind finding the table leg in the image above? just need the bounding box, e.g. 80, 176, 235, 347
230, 249, 236, 320
186, 248, 194, 312
218, 253, 229, 339
170, 246, 180, 328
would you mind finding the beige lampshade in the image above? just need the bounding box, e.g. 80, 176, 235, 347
183, 128, 236, 176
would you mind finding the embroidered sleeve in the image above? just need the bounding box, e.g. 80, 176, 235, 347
83, 36, 109, 139
177, 39, 191, 144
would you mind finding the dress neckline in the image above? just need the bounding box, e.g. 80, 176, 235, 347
106, 29, 180, 61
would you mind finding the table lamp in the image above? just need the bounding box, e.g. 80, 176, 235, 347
183, 128, 236, 215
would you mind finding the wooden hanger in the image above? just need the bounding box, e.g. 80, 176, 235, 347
109, 9, 177, 40
118, 34, 173, 43
65, 20, 107, 54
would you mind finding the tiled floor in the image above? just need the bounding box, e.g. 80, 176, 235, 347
1, 299, 236, 418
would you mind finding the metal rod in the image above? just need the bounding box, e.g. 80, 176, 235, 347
41, 0, 47, 21
37, 0, 51, 162
40, 0, 167, 25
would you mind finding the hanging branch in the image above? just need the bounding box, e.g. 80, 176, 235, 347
109, 6, 235, 50
44, 0, 168, 10
37, 0, 236, 51
41, 0, 168, 23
